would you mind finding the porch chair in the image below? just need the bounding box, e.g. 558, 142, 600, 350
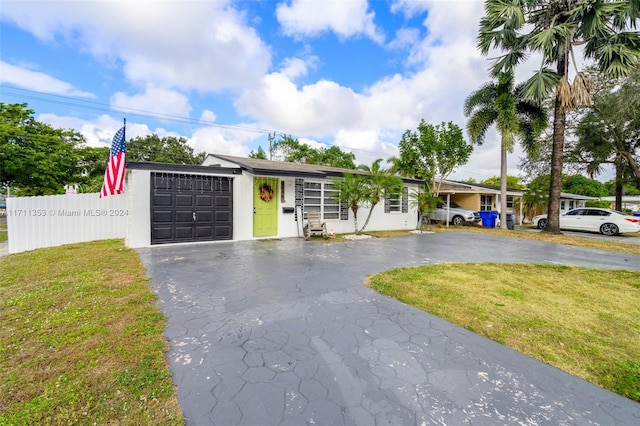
304, 211, 327, 240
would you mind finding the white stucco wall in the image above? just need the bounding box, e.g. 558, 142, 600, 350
125, 163, 420, 248
125, 169, 151, 248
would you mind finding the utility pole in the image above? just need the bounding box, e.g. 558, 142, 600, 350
268, 132, 275, 161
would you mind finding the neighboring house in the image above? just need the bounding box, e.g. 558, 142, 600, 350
124, 154, 422, 248
436, 180, 599, 224
436, 180, 525, 224
557, 192, 597, 212
600, 196, 640, 212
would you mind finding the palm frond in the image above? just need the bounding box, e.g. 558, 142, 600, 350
490, 50, 527, 75
522, 69, 561, 104
466, 108, 496, 145
463, 83, 498, 116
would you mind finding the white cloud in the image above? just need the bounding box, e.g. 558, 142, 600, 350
0, 61, 94, 97
200, 110, 217, 123
1, 1, 271, 92
37, 113, 155, 148
190, 125, 259, 157
276, 0, 383, 42
110, 86, 192, 119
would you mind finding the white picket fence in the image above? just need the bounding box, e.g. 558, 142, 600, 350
6, 193, 127, 254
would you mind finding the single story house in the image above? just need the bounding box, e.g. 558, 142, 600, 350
600, 196, 640, 212
436, 180, 525, 224
435, 180, 598, 224
125, 154, 423, 248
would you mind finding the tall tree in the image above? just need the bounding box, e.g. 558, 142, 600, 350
249, 146, 268, 159
272, 135, 356, 169
0, 103, 85, 195
465, 71, 547, 229
571, 67, 640, 209
478, 0, 640, 233
127, 134, 205, 164
392, 120, 473, 196
481, 175, 527, 189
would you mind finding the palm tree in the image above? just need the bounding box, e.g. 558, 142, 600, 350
357, 159, 403, 233
464, 71, 547, 229
332, 173, 367, 234
478, 0, 640, 233
334, 159, 403, 234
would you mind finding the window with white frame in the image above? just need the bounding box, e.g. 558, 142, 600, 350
507, 195, 514, 209
387, 192, 401, 212
480, 195, 493, 211
385, 186, 408, 213
304, 181, 340, 220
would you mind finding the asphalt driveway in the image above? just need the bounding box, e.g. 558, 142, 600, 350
137, 232, 640, 425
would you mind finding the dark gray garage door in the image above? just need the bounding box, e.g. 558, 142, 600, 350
151, 173, 233, 244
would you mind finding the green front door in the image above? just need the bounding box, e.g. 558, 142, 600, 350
253, 178, 278, 237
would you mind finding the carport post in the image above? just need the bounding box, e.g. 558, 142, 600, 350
446, 193, 451, 228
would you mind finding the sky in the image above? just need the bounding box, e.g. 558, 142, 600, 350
0, 0, 569, 182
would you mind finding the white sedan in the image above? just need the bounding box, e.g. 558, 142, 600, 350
532, 208, 640, 236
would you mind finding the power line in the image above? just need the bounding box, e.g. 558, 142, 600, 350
0, 84, 280, 136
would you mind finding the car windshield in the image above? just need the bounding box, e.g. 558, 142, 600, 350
449, 201, 461, 208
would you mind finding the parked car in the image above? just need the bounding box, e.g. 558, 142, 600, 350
532, 208, 640, 236
430, 201, 481, 226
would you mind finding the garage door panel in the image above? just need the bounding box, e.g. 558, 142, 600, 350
196, 195, 213, 207
215, 226, 231, 238
176, 194, 194, 206
153, 211, 172, 223
151, 173, 233, 244
153, 194, 172, 206
215, 195, 230, 207
196, 226, 213, 238
152, 227, 173, 240
197, 211, 213, 222
215, 211, 230, 222
175, 211, 194, 223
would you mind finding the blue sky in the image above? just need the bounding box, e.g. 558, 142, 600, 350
1, 0, 543, 182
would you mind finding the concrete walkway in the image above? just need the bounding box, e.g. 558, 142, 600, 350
137, 232, 640, 425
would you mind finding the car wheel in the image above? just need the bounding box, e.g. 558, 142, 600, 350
537, 218, 547, 229
451, 215, 465, 226
600, 223, 619, 236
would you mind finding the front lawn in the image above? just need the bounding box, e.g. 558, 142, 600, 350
0, 240, 183, 424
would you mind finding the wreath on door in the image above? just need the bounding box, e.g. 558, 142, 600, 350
259, 183, 275, 202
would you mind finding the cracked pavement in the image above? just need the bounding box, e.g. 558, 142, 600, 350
137, 232, 640, 425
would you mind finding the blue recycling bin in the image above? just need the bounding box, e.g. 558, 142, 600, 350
479, 211, 498, 228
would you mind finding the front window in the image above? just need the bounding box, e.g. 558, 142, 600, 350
480, 195, 493, 211
304, 181, 340, 220
387, 192, 401, 212
507, 196, 514, 209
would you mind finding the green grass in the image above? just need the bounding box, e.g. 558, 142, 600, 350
0, 240, 183, 425
367, 263, 640, 402
0, 223, 7, 243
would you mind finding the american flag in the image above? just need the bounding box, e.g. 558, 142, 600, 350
100, 125, 126, 198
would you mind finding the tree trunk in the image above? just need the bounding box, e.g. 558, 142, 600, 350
500, 136, 508, 230
544, 52, 567, 235
358, 202, 378, 233
615, 154, 623, 211
352, 207, 359, 234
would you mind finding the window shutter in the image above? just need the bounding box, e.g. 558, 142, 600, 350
340, 199, 349, 220
384, 192, 390, 213
402, 187, 409, 213
295, 178, 304, 220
